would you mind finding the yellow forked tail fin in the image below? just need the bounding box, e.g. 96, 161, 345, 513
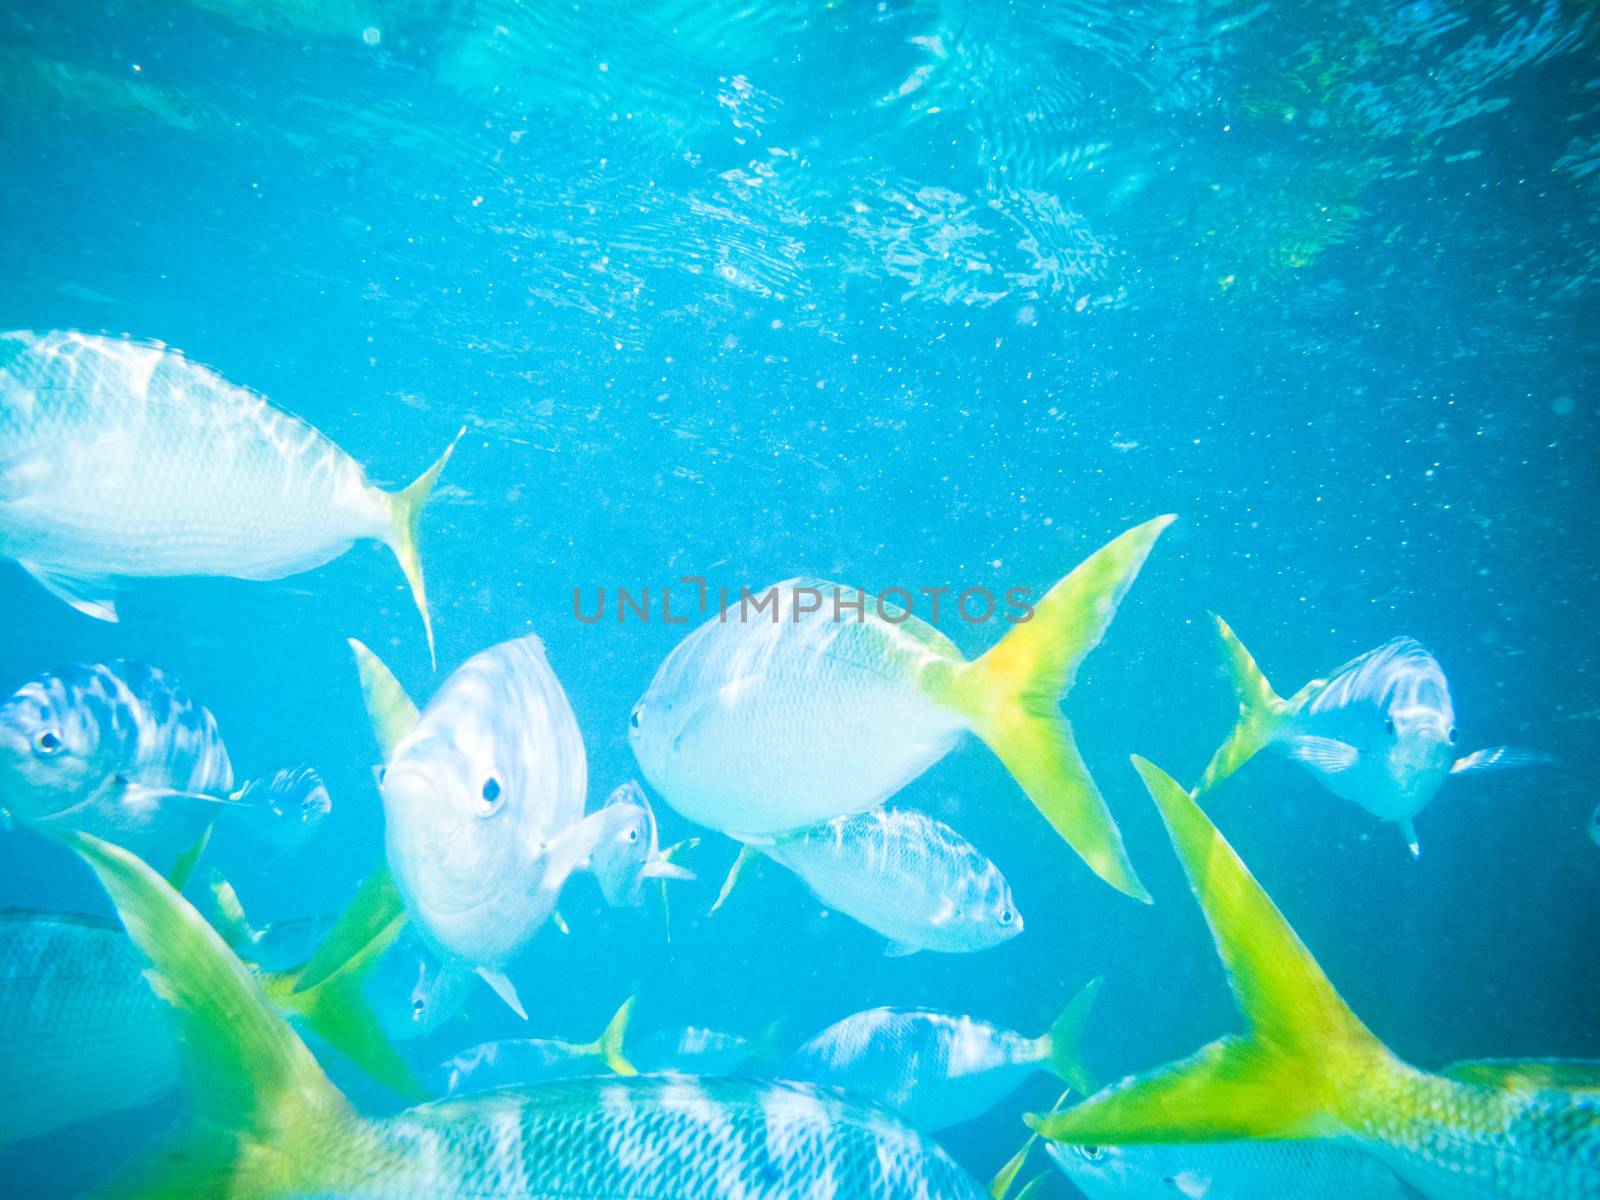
1196, 615, 1290, 794
1029, 757, 1392, 1146
954, 515, 1175, 902
58, 832, 355, 1199
385, 427, 463, 669
590, 995, 638, 1076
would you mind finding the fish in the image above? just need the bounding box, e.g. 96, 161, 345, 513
629, 515, 1175, 901
714, 807, 1022, 956
628, 1022, 784, 1076
0, 909, 179, 1147
781, 980, 1099, 1133
0, 330, 458, 660
1029, 758, 1600, 1200
430, 997, 637, 1096
1196, 617, 1552, 855
587, 779, 696, 908
0, 660, 329, 863
58, 830, 989, 1199
1043, 1138, 1420, 1199
350, 636, 627, 1016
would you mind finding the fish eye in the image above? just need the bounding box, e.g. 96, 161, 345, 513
1076, 1145, 1102, 1161
1448, 726, 1457, 743
629, 707, 642, 730
478, 775, 503, 814
411, 998, 426, 1016
1384, 717, 1395, 736
32, 729, 62, 755
999, 907, 1014, 925
627, 826, 640, 844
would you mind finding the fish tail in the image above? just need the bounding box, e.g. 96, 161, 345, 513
951, 515, 1175, 901
1196, 614, 1290, 793
1029, 758, 1397, 1147
54, 831, 361, 1199
595, 995, 638, 1076
1041, 977, 1103, 1097
710, 843, 763, 913
384, 427, 463, 669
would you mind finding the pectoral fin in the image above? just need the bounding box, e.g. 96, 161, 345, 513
1399, 820, 1420, 858
640, 859, 696, 882
1450, 746, 1557, 774
18, 561, 119, 621
1284, 736, 1359, 774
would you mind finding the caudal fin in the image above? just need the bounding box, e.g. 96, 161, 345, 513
591, 995, 638, 1076
1195, 615, 1290, 793
952, 515, 1174, 901
1041, 977, 1102, 1096
385, 427, 463, 668
56, 832, 352, 1198
1029, 757, 1392, 1147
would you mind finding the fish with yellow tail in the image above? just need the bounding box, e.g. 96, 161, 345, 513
0, 330, 459, 661
1028, 757, 1600, 1200
54, 830, 988, 1199
629, 515, 1176, 901
1197, 616, 1551, 855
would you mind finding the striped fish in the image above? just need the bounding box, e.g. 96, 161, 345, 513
0, 660, 328, 862
0, 330, 457, 659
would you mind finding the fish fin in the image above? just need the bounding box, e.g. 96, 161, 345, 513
53, 831, 348, 1198
1029, 757, 1392, 1145
1450, 746, 1558, 775
165, 823, 212, 892
348, 638, 421, 760
552, 909, 571, 935
884, 940, 921, 957
1170, 1170, 1212, 1198
1399, 820, 1420, 858
235, 766, 332, 846
205, 868, 260, 956
597, 995, 638, 1076
640, 858, 696, 882
1043, 976, 1103, 1096
1440, 1057, 1600, 1092
384, 427, 463, 669
952, 516, 1173, 902
17, 560, 119, 622
991, 1089, 1072, 1199
294, 866, 407, 993
1283, 735, 1359, 774
475, 966, 527, 1019
1195, 615, 1291, 793
1013, 1173, 1052, 1200
711, 843, 762, 914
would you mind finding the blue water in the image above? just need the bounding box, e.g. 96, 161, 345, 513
1, 2, 1597, 1196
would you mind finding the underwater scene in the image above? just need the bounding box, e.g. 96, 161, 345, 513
1, 2, 1597, 1197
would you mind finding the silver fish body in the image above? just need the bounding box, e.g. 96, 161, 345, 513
431, 1037, 606, 1096
0, 660, 325, 860
782, 1008, 1046, 1132
1045, 1138, 1419, 1200
0, 910, 178, 1146
629, 1026, 766, 1075
380, 634, 591, 967
759, 808, 1020, 955
588, 779, 693, 908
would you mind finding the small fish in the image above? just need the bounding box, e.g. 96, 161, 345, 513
1045, 1139, 1419, 1199
0, 331, 459, 659
0, 660, 329, 863
628, 1023, 782, 1076
431, 997, 636, 1096
0, 909, 179, 1147
781, 981, 1099, 1133
588, 780, 696, 908
351, 636, 624, 1016
60, 831, 989, 1199
715, 807, 1022, 956
368, 929, 476, 1043
1030, 759, 1600, 1200
628, 516, 1175, 901
1197, 617, 1551, 855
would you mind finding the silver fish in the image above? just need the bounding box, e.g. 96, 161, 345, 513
628, 1024, 778, 1076
716, 807, 1020, 956
351, 636, 620, 1016
66, 830, 990, 1200
0, 909, 179, 1147
431, 997, 635, 1096
1198, 618, 1550, 854
0, 660, 328, 862
0, 330, 457, 658
369, 929, 475, 1043
782, 983, 1096, 1133
587, 780, 695, 908
1045, 1139, 1420, 1200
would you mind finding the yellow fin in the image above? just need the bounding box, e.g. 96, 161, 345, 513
1043, 977, 1102, 1096
953, 516, 1174, 901
348, 638, 421, 760
595, 995, 638, 1076
384, 427, 462, 669
1030, 757, 1391, 1145
1195, 615, 1290, 793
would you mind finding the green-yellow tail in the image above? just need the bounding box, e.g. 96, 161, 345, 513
1029, 757, 1397, 1147
589, 995, 638, 1076
1195, 614, 1290, 794
951, 514, 1175, 901
1040, 976, 1102, 1096
385, 427, 463, 669
61, 832, 359, 1199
